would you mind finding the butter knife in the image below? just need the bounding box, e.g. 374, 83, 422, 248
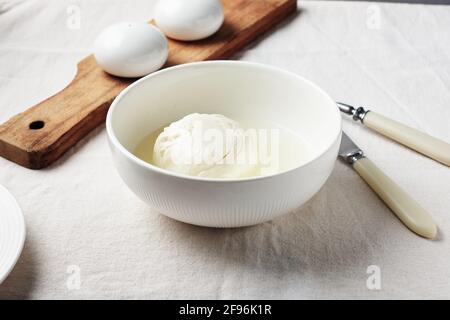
337, 102, 450, 167
339, 132, 437, 239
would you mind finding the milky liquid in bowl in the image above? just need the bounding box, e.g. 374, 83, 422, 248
107, 61, 342, 227
134, 116, 313, 179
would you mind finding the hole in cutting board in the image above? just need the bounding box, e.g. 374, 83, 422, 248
29, 120, 45, 130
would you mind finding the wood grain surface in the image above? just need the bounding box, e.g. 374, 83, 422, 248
0, 0, 297, 169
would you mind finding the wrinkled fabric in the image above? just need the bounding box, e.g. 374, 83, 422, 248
0, 0, 449, 299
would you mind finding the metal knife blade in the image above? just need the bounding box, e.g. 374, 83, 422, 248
338, 132, 365, 164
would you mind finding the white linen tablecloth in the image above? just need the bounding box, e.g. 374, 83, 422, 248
1, 0, 449, 299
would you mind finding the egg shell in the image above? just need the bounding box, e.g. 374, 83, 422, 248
154, 0, 224, 41
94, 22, 168, 78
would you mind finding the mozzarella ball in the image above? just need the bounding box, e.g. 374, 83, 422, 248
153, 114, 259, 178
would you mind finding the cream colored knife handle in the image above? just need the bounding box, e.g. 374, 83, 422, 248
353, 157, 437, 239
364, 111, 450, 166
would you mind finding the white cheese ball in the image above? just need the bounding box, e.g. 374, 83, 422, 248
154, 0, 224, 41
94, 22, 168, 78
153, 114, 259, 179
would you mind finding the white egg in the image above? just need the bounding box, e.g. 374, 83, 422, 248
154, 0, 224, 41
94, 22, 168, 78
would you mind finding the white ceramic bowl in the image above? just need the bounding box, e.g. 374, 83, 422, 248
106, 61, 341, 227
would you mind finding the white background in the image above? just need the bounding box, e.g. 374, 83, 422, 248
0, 0, 449, 299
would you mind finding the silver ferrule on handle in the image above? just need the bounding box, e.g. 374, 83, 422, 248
337, 102, 369, 122
341, 148, 365, 164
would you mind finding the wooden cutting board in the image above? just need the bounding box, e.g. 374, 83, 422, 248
0, 0, 297, 169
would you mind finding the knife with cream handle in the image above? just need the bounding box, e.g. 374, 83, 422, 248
337, 102, 450, 167
339, 132, 437, 239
